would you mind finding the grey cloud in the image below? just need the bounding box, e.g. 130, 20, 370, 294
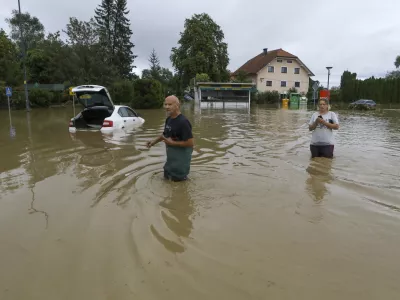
1, 0, 399, 86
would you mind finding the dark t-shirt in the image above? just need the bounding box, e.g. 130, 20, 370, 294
162, 114, 193, 180
162, 114, 193, 142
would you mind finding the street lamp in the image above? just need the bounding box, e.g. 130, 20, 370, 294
326, 66, 332, 90
18, 0, 30, 111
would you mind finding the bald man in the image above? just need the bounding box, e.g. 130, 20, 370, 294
147, 95, 194, 181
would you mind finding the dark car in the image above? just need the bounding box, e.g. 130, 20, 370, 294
349, 99, 376, 110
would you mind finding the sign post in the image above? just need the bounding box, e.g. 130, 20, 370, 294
6, 86, 12, 129
69, 87, 76, 116
6, 86, 12, 109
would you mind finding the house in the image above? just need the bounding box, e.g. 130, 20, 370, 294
231, 48, 314, 94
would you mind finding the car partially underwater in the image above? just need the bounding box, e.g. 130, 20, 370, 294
68, 85, 144, 134
348, 99, 377, 110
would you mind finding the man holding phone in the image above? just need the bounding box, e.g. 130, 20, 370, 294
308, 98, 339, 158
147, 95, 194, 181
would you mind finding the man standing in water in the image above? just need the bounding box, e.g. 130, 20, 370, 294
147, 95, 194, 181
308, 99, 339, 158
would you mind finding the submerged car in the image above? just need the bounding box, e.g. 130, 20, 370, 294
348, 99, 376, 110
68, 85, 144, 134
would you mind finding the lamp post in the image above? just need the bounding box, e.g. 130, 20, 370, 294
326, 66, 332, 103
326, 66, 332, 90
18, 0, 30, 111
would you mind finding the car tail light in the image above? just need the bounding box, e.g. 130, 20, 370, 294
102, 120, 113, 127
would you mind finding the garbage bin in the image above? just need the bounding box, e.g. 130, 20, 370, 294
282, 98, 289, 108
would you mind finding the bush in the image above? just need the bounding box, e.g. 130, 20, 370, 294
254, 90, 280, 104
110, 80, 135, 104
132, 79, 164, 109
29, 89, 52, 107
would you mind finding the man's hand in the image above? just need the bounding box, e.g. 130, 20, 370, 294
162, 137, 175, 146
146, 141, 153, 148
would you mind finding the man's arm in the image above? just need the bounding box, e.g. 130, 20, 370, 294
147, 135, 165, 148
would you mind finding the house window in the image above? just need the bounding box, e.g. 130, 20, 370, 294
287, 60, 292, 63
277, 59, 282, 63
266, 81, 272, 87
294, 68, 300, 74
295, 82, 300, 88
281, 67, 287, 73
281, 81, 286, 87
268, 66, 274, 73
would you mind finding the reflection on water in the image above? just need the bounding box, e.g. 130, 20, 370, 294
0, 105, 400, 299
306, 157, 334, 202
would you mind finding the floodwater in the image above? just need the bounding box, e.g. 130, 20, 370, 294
0, 103, 399, 300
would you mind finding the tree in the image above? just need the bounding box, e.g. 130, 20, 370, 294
94, 0, 114, 58
94, 0, 137, 78
132, 79, 164, 109
26, 31, 71, 84
63, 17, 117, 85
395, 55, 400, 69
0, 29, 22, 85
170, 13, 229, 87
5, 10, 45, 50
232, 70, 251, 83
340, 70, 357, 103
64, 17, 98, 46
195, 73, 210, 82
148, 48, 161, 80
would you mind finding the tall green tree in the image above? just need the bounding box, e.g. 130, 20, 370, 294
113, 0, 137, 77
26, 31, 71, 84
340, 70, 357, 102
63, 17, 116, 85
170, 13, 230, 87
395, 55, 400, 69
94, 0, 136, 78
0, 29, 22, 85
148, 48, 161, 80
94, 0, 114, 58
5, 10, 45, 51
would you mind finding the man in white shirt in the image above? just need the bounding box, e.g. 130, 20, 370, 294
308, 99, 339, 158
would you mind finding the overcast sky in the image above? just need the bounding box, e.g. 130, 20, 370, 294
0, 0, 399, 87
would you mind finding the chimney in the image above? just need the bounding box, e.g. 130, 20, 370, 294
263, 48, 268, 55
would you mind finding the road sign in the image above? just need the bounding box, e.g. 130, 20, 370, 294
6, 87, 12, 97
312, 81, 319, 91
69, 87, 75, 96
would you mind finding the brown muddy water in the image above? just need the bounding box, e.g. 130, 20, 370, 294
0, 103, 399, 300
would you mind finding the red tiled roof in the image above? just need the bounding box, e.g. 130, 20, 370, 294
232, 48, 313, 76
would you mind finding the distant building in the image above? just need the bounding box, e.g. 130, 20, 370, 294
231, 48, 314, 94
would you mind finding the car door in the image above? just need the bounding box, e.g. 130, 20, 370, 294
125, 107, 139, 124
117, 107, 131, 128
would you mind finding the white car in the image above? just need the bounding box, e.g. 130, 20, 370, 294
68, 85, 145, 134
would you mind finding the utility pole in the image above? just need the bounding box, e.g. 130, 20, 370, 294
18, 0, 30, 111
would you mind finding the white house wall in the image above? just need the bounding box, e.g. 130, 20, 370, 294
256, 58, 310, 94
